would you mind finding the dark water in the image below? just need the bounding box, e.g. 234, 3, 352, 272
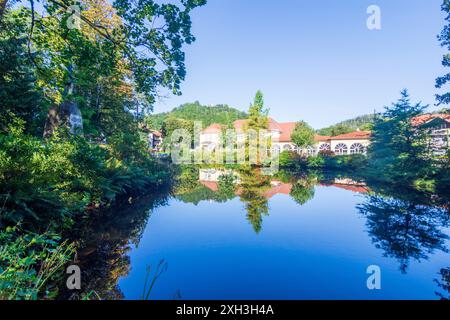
66, 168, 450, 300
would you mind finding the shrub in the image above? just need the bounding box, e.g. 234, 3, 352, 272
0, 226, 75, 300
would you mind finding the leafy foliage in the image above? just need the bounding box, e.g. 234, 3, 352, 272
145, 101, 247, 130
436, 0, 450, 105
291, 121, 315, 149
247, 90, 268, 131
317, 114, 374, 136
366, 90, 433, 185
0, 226, 75, 300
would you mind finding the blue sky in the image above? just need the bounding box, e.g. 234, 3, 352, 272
153, 0, 446, 128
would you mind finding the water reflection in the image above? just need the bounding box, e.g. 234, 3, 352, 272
357, 195, 449, 273
58, 192, 170, 300
436, 267, 450, 300
56, 166, 450, 299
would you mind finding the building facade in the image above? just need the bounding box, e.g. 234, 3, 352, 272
200, 118, 371, 156
411, 114, 450, 155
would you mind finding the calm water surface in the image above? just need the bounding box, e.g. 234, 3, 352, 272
70, 168, 450, 300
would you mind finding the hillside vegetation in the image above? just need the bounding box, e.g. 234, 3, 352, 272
145, 102, 247, 131
317, 114, 375, 136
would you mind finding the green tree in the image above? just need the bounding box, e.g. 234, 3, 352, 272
238, 168, 270, 234
0, 11, 43, 134
436, 0, 450, 105
144, 101, 246, 131
289, 176, 316, 205
291, 121, 315, 150
245, 91, 269, 164
247, 90, 268, 131
367, 90, 432, 185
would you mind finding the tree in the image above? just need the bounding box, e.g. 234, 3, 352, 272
289, 176, 316, 205
291, 121, 315, 151
0, 12, 42, 134
245, 91, 269, 164
247, 90, 269, 131
238, 167, 270, 234
1, 0, 206, 137
144, 102, 247, 131
436, 0, 450, 105
367, 90, 432, 184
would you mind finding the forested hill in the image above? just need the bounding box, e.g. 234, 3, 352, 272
317, 114, 375, 136
145, 102, 247, 130
317, 107, 450, 136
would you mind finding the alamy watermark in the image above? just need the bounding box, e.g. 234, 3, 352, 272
66, 1, 81, 30
366, 265, 381, 290
169, 121, 280, 174
367, 5, 381, 30
66, 264, 81, 290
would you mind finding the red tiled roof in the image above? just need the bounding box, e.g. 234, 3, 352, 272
201, 119, 371, 143
278, 122, 296, 142
200, 180, 219, 192
411, 114, 450, 126
330, 131, 371, 140
232, 117, 282, 132
263, 182, 293, 199
314, 134, 331, 142
151, 130, 162, 137
320, 183, 369, 194
233, 119, 247, 132
203, 123, 223, 133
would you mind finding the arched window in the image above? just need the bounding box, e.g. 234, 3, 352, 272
307, 146, 316, 155
283, 144, 293, 151
319, 143, 331, 151
334, 143, 348, 155
350, 143, 365, 154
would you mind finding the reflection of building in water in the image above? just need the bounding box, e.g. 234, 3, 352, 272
199, 169, 370, 197
199, 169, 292, 199
320, 178, 369, 194
262, 181, 293, 199
199, 168, 240, 183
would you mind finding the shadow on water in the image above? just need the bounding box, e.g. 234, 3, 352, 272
57, 189, 171, 300
357, 194, 449, 274
355, 182, 450, 299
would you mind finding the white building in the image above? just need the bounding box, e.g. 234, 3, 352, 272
200, 118, 371, 156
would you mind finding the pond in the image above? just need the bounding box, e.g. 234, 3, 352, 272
61, 167, 450, 300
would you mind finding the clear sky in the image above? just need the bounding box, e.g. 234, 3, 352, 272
152, 0, 447, 129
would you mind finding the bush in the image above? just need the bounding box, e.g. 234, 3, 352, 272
0, 226, 75, 300
0, 119, 171, 230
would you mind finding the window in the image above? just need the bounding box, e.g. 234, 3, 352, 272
334, 143, 348, 155
283, 144, 293, 151
319, 143, 331, 151
307, 146, 316, 155
350, 143, 365, 154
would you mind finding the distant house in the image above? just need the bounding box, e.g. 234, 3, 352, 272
199, 118, 371, 156
411, 113, 450, 155
148, 130, 163, 151
140, 124, 163, 151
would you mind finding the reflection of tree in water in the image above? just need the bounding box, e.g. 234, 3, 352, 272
173, 166, 237, 205
358, 194, 449, 273
238, 168, 271, 234
289, 175, 317, 205
58, 192, 170, 299
435, 267, 450, 300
